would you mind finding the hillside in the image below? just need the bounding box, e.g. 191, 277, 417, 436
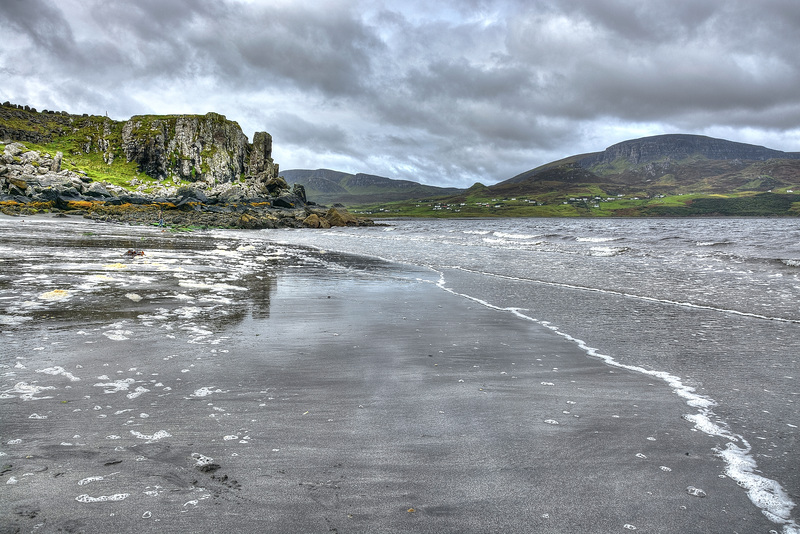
498, 134, 800, 193
356, 134, 800, 217
282, 168, 462, 205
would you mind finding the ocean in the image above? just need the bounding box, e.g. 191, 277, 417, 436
1, 215, 798, 533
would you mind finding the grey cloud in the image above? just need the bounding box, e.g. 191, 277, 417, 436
404, 58, 532, 104
0, 0, 76, 60
503, 1, 800, 127
268, 112, 360, 157
195, 2, 383, 96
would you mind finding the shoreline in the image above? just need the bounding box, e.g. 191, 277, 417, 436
0, 218, 782, 532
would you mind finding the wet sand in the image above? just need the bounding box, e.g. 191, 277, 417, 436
0, 217, 777, 533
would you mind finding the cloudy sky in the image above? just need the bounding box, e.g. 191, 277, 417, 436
2, 0, 799, 187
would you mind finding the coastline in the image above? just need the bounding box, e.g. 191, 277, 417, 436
0, 218, 781, 533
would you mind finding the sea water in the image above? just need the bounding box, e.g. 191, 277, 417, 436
1, 215, 798, 532
267, 217, 800, 533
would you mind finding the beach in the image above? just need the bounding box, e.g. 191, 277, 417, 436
0, 215, 793, 533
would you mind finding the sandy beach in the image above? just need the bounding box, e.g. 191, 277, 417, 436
0, 216, 781, 533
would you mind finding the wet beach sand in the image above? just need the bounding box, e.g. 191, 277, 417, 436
0, 216, 777, 533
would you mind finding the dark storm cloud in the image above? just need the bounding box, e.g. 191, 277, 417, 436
1, 0, 799, 187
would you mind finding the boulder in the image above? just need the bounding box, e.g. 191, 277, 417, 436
292, 183, 307, 203
215, 185, 248, 204
54, 193, 92, 210
117, 194, 150, 205
20, 150, 41, 165
271, 194, 301, 209
237, 212, 277, 229
51, 151, 62, 172
301, 213, 331, 228
7, 176, 29, 191
175, 186, 209, 203
263, 175, 289, 195
324, 207, 358, 227
36, 175, 75, 189
3, 142, 24, 157
85, 182, 113, 198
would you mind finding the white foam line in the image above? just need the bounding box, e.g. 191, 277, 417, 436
447, 265, 800, 324
430, 270, 799, 533
35, 366, 81, 382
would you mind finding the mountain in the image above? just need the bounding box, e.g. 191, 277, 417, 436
494, 134, 800, 196
282, 168, 462, 205
359, 134, 800, 217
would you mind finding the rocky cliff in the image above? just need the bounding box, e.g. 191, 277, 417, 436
0, 102, 282, 200
0, 102, 375, 228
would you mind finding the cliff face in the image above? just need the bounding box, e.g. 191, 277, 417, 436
122, 113, 252, 185
119, 112, 280, 190
0, 103, 280, 197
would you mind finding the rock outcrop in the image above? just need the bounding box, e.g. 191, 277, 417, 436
121, 113, 252, 186
0, 103, 376, 229
0, 142, 374, 228
0, 103, 284, 201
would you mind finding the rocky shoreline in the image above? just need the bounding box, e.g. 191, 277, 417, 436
0, 141, 375, 229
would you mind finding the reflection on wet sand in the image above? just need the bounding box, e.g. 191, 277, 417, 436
0, 219, 286, 338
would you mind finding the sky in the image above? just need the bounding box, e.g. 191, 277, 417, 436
2, 0, 800, 188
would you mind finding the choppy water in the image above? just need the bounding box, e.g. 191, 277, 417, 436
267, 217, 800, 532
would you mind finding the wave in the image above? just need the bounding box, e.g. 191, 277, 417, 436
576, 236, 621, 243
493, 231, 541, 240
483, 237, 541, 248
780, 259, 800, 268
696, 241, 734, 247
589, 246, 629, 257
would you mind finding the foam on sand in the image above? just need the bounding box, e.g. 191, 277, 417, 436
38, 289, 70, 301
2, 382, 56, 401
130, 430, 171, 441
75, 493, 130, 503
35, 366, 81, 382
432, 269, 800, 534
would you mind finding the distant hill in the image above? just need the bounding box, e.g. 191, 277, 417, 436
494, 134, 800, 196
357, 134, 800, 217
282, 169, 462, 205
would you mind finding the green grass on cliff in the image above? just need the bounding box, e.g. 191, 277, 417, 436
1, 107, 198, 192
4, 138, 192, 193
21, 140, 154, 189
